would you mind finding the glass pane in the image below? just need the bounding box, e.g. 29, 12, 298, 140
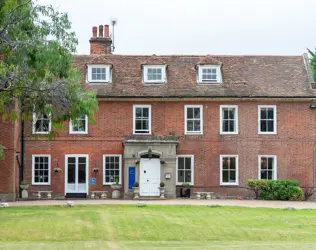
268, 158, 273, 169
187, 108, 193, 119
185, 158, 191, 169
268, 109, 274, 119
223, 170, 228, 182
78, 157, 86, 164
223, 120, 229, 132
178, 158, 184, 169
261, 108, 267, 119
194, 120, 200, 132
230, 171, 236, 181
228, 109, 235, 119
261, 121, 267, 132
68, 163, 75, 184
223, 109, 228, 119
222, 158, 228, 169
187, 120, 194, 131
261, 170, 267, 180
185, 171, 191, 182
135, 108, 142, 118
229, 120, 234, 132
68, 157, 75, 164
267, 121, 274, 132
135, 120, 142, 130
194, 108, 200, 118
230, 158, 236, 169
261, 158, 267, 169
142, 108, 149, 118
78, 163, 86, 183
92, 68, 96, 73
142, 120, 149, 130
178, 170, 184, 182
267, 171, 273, 180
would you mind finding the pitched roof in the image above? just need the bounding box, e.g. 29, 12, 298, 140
74, 54, 316, 98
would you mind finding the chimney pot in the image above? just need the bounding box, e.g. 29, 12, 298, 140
92, 26, 97, 37
104, 25, 110, 38
99, 25, 103, 37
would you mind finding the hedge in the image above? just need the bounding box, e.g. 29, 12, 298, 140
247, 179, 303, 201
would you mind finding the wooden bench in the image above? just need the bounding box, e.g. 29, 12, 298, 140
33, 191, 52, 199
90, 191, 108, 199
195, 192, 215, 200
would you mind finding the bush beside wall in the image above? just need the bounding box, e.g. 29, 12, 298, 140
247, 179, 303, 201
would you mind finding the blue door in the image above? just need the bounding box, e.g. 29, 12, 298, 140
128, 167, 136, 190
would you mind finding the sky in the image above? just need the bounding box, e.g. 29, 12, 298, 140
37, 0, 316, 56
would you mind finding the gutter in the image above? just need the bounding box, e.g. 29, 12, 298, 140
97, 95, 316, 99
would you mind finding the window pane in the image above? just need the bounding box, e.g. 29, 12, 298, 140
223, 120, 229, 132
135, 120, 142, 130
261, 170, 267, 180
267, 171, 273, 180
194, 120, 200, 132
142, 108, 149, 118
185, 171, 191, 183
135, 108, 142, 118
230, 158, 236, 169
222, 158, 228, 169
223, 109, 229, 119
229, 109, 235, 119
267, 121, 274, 132
185, 158, 191, 169
230, 171, 236, 182
178, 158, 184, 169
194, 108, 200, 118
261, 109, 267, 119
178, 170, 184, 182
261, 158, 267, 169
142, 120, 149, 130
187, 108, 193, 119
268, 158, 273, 169
187, 120, 194, 131
268, 109, 274, 119
261, 121, 267, 132
229, 120, 234, 132
223, 170, 229, 182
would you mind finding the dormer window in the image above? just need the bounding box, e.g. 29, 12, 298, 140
143, 65, 166, 84
197, 65, 222, 84
87, 64, 111, 83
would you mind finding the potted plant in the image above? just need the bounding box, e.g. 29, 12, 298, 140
20, 180, 30, 190
20, 180, 30, 199
180, 183, 191, 198
133, 181, 140, 200
159, 182, 166, 199
110, 177, 122, 199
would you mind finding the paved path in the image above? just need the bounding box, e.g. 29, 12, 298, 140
4, 199, 316, 209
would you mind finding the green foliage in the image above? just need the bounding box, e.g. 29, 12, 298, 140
247, 179, 267, 199
133, 181, 139, 187
0, 0, 98, 157
160, 182, 165, 188
308, 48, 316, 81
248, 179, 303, 201
182, 183, 191, 188
259, 180, 303, 201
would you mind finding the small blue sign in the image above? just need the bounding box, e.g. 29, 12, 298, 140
128, 167, 136, 190
90, 177, 96, 186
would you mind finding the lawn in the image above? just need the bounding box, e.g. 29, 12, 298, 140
1, 205, 316, 249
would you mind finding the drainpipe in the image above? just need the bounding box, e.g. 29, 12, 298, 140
19, 103, 25, 198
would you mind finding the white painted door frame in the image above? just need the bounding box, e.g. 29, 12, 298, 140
64, 154, 89, 194
139, 158, 160, 196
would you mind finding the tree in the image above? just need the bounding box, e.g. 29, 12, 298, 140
308, 48, 316, 81
0, 0, 98, 158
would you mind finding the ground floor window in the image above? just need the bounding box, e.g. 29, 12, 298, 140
32, 155, 51, 185
103, 155, 122, 185
176, 155, 194, 185
220, 155, 238, 185
258, 155, 277, 180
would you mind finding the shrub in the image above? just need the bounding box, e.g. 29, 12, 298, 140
259, 180, 303, 201
247, 179, 267, 199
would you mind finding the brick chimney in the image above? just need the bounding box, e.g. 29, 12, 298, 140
89, 24, 112, 54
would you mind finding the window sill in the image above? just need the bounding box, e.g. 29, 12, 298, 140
31, 183, 51, 186
133, 133, 152, 135
87, 81, 111, 85
69, 132, 89, 135
184, 133, 203, 136
198, 82, 222, 85
220, 183, 239, 186
33, 132, 50, 135
220, 132, 238, 135
258, 132, 277, 135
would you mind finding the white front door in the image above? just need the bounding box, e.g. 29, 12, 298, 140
140, 158, 160, 196
65, 155, 88, 194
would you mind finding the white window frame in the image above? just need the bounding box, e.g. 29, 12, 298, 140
258, 105, 277, 135
32, 113, 52, 135
143, 65, 167, 83
32, 154, 51, 185
133, 104, 152, 135
69, 115, 88, 134
220, 105, 238, 135
87, 64, 111, 83
220, 155, 239, 186
176, 155, 194, 185
258, 155, 277, 180
103, 154, 122, 185
197, 65, 222, 84
184, 105, 203, 135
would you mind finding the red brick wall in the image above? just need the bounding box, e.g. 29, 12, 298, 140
23, 101, 316, 198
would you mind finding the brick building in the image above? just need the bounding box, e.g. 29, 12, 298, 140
1, 24, 316, 201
